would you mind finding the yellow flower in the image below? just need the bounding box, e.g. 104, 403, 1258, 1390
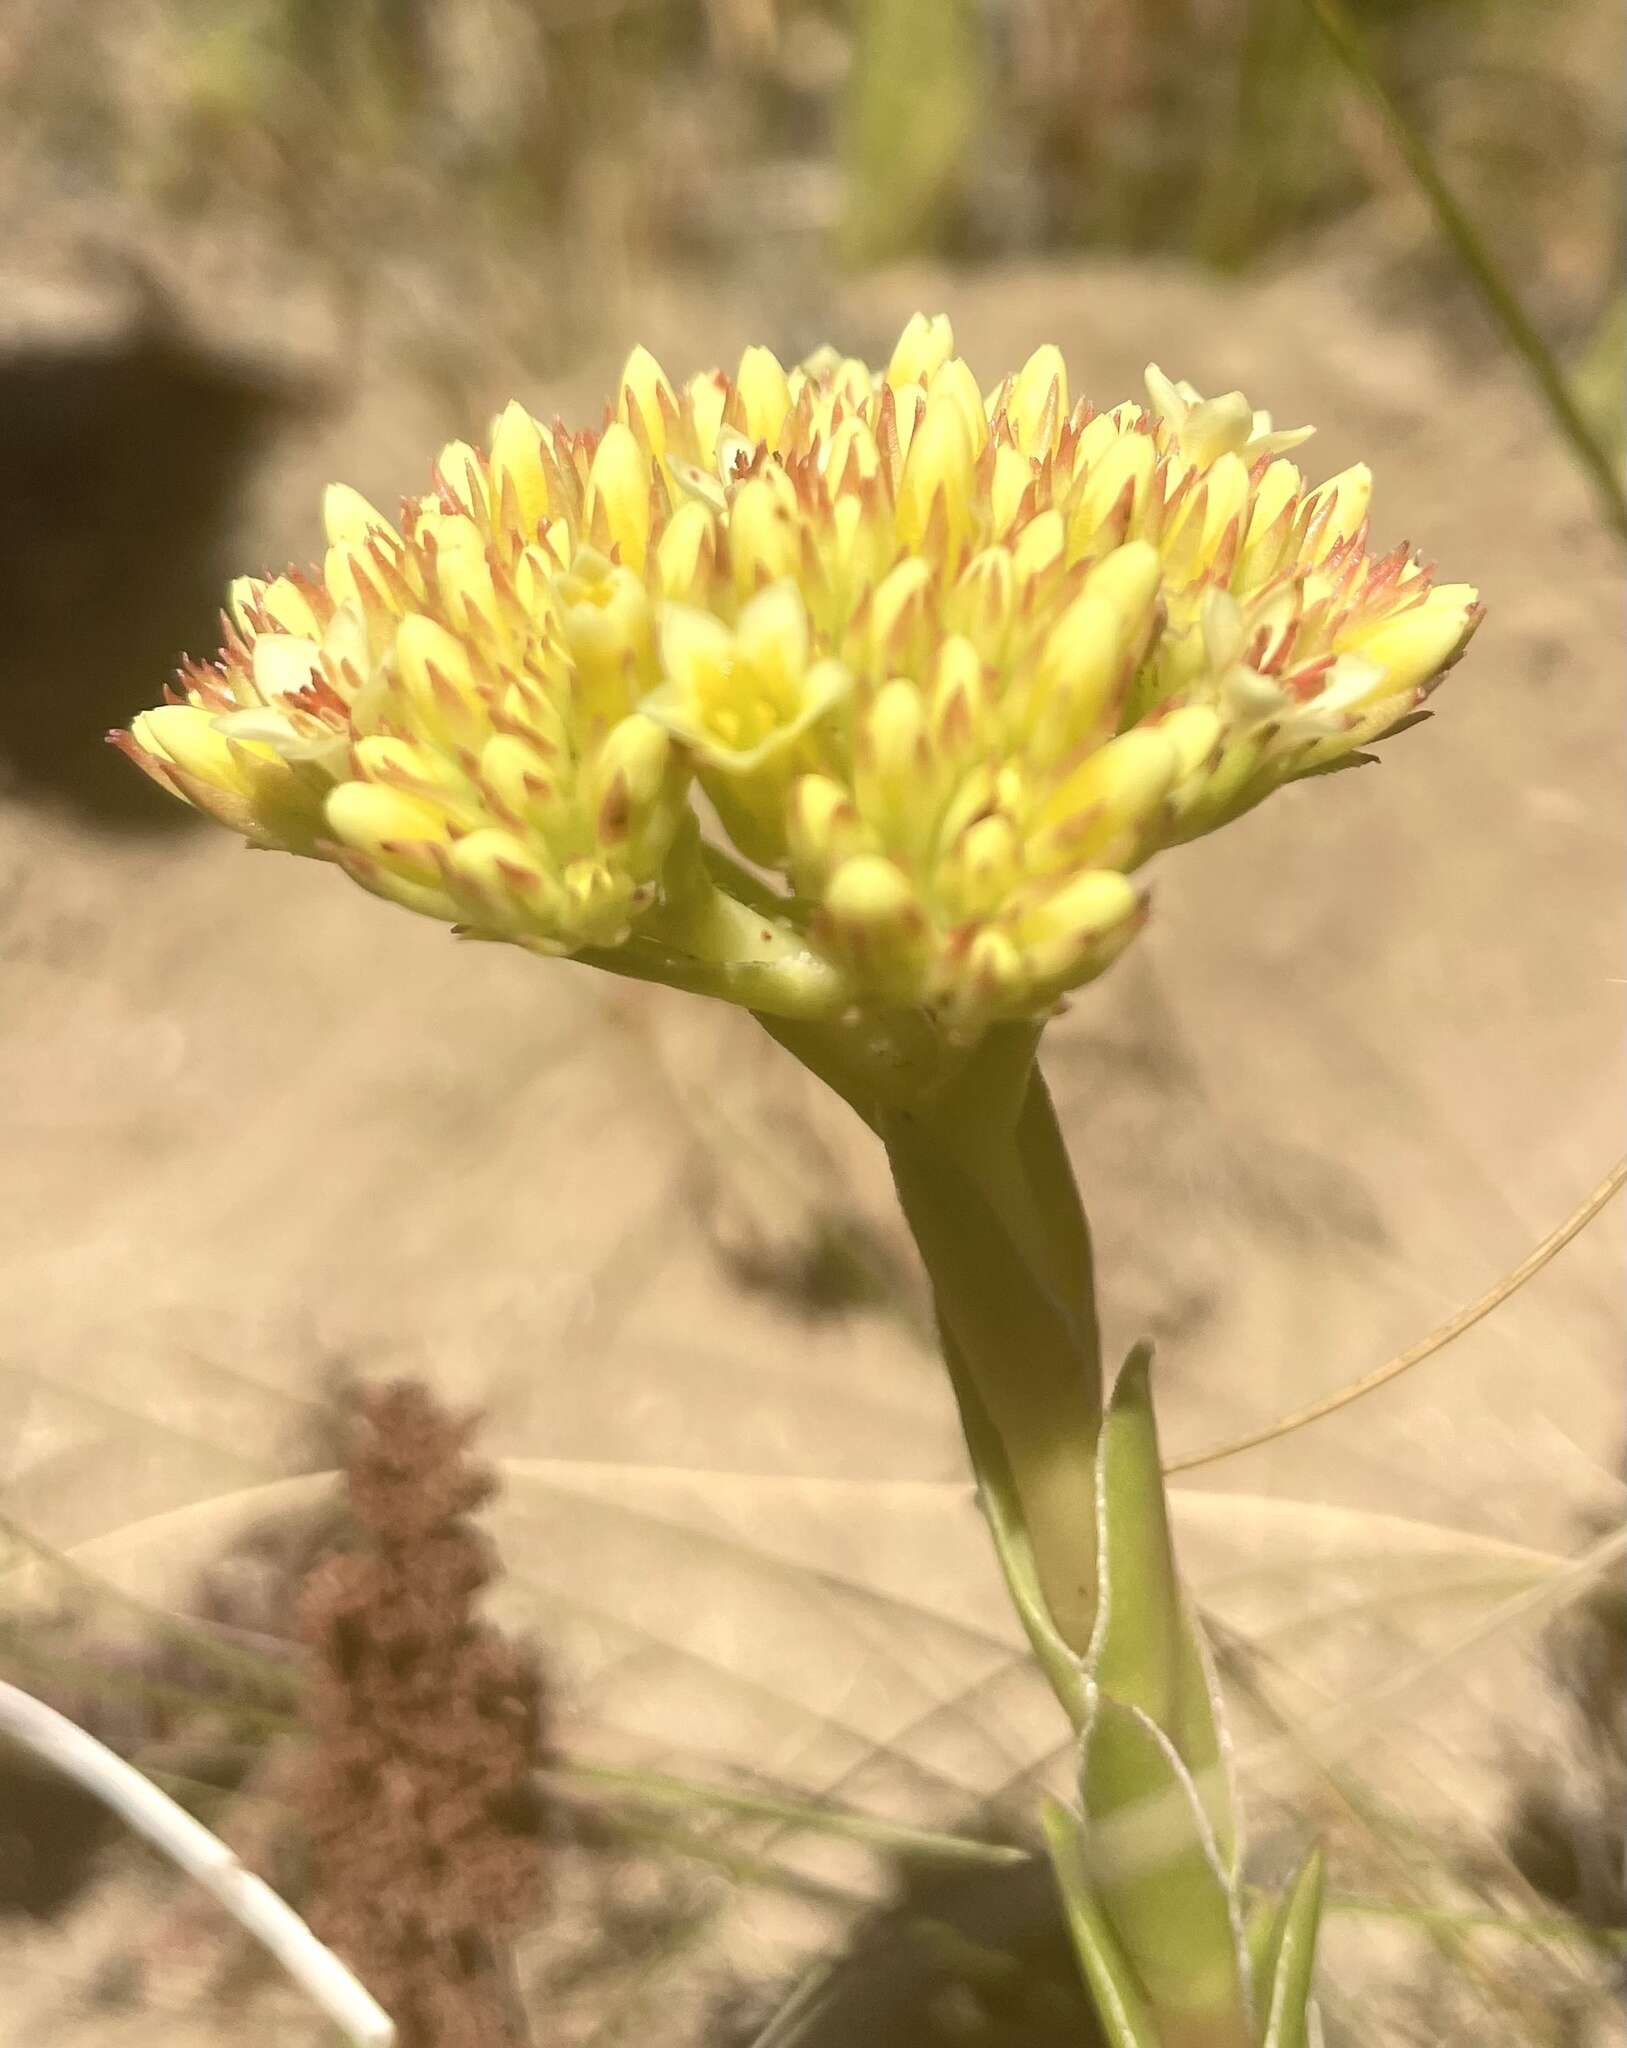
119, 319, 1480, 1036
643, 583, 849, 865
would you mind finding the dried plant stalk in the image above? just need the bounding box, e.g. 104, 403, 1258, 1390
297, 1381, 548, 2048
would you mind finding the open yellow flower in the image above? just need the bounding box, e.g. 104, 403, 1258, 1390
119, 314, 1480, 1036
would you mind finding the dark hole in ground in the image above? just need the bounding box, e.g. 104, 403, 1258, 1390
0, 294, 314, 827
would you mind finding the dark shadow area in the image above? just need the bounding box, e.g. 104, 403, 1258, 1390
718, 1856, 1104, 2048
0, 290, 314, 828
0, 1756, 115, 1922
1500, 1498, 1626, 2041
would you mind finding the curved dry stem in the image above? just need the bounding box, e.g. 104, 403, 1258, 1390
0, 1679, 394, 2046
1167, 1156, 1625, 1474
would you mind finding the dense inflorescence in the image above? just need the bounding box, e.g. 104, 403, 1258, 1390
297, 1383, 546, 2048
120, 315, 1478, 1037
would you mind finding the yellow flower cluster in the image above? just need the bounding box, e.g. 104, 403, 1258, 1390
120, 315, 1479, 1035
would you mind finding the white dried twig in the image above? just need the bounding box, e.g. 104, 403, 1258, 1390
0, 1678, 394, 2046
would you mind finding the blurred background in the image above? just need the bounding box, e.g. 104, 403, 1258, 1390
1, 2, 1622, 2044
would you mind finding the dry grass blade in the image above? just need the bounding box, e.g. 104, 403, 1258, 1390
1167, 1157, 1625, 1473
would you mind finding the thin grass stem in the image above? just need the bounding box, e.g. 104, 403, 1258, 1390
1321, 1893, 1627, 1955
542, 1757, 1030, 1867
1167, 1157, 1625, 1473
1306, 0, 1627, 539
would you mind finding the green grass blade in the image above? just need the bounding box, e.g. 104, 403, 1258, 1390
541, 1758, 1030, 1869
1323, 1893, 1627, 1955
1259, 1849, 1325, 2048
1042, 1798, 1163, 2048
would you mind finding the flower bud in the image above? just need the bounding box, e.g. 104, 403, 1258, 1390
788, 773, 874, 879
443, 827, 562, 931
945, 812, 1020, 919
1240, 457, 1303, 583
433, 440, 488, 518
1349, 583, 1479, 698
820, 856, 930, 1000
963, 927, 1026, 1009
323, 483, 393, 548
584, 420, 654, 571
735, 345, 794, 448
1159, 705, 1223, 781
1018, 869, 1141, 987
730, 469, 802, 595
886, 313, 955, 392
854, 678, 930, 846
490, 401, 552, 534
991, 441, 1037, 535
421, 512, 498, 637
927, 356, 989, 456
686, 369, 731, 465
656, 499, 719, 604
1069, 432, 1157, 554
258, 577, 323, 639
1007, 344, 1070, 457
826, 851, 916, 923
1304, 463, 1372, 560
1031, 595, 1128, 754
824, 415, 882, 493
1032, 727, 1178, 870
591, 713, 680, 851
131, 704, 249, 790
355, 733, 476, 807
896, 393, 977, 555
325, 781, 455, 883
618, 345, 678, 461
1085, 539, 1163, 631
395, 612, 486, 750
1012, 509, 1065, 593
559, 554, 654, 713
947, 548, 1016, 662
1193, 450, 1250, 572
868, 558, 934, 670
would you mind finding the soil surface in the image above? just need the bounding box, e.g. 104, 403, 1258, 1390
2, 246, 1620, 2044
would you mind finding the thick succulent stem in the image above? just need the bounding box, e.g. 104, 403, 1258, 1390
756, 1010, 1105, 1655
764, 1008, 1325, 2041
879, 1028, 1105, 1656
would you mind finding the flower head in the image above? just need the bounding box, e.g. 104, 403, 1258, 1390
119, 316, 1479, 1038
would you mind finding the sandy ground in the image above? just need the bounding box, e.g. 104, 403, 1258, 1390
2, 249, 1621, 2043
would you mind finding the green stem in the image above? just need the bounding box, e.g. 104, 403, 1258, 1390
760, 1010, 1290, 2034
1012, 1064, 1103, 1354
936, 1323, 1092, 1723
585, 822, 852, 1020
753, 1009, 1106, 1666
881, 1032, 1104, 1656
574, 932, 845, 1021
